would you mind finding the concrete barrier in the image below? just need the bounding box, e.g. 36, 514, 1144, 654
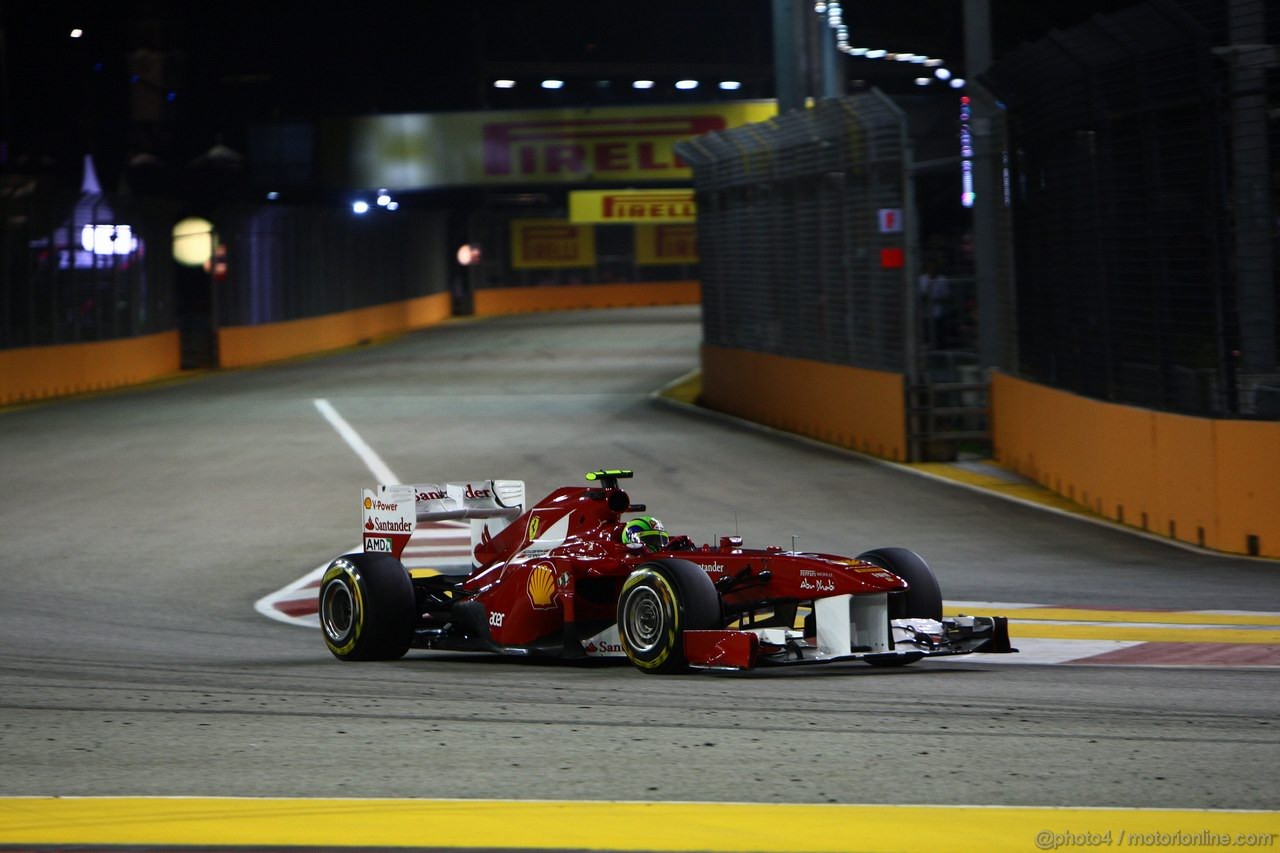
992, 372, 1280, 558
700, 344, 907, 461
0, 331, 181, 406
217, 292, 452, 369
473, 281, 699, 316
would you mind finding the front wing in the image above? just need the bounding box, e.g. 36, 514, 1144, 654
683, 593, 1015, 670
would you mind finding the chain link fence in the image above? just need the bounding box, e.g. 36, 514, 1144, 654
215, 205, 449, 328
985, 0, 1278, 418
0, 189, 178, 349
677, 93, 911, 374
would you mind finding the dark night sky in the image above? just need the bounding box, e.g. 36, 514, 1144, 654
1, 0, 1142, 179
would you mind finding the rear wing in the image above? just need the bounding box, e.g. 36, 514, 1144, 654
362, 480, 525, 565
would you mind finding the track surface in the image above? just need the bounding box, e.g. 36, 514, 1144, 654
1, 307, 1277, 833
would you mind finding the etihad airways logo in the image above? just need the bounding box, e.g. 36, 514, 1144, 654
482, 115, 726, 178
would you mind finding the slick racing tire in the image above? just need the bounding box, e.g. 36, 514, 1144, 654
319, 553, 415, 661
617, 559, 721, 674
856, 547, 941, 668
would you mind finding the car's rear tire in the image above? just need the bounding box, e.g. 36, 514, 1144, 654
319, 553, 415, 661
856, 547, 942, 668
617, 559, 721, 674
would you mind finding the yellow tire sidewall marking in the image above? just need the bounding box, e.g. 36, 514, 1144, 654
320, 561, 365, 656
620, 567, 680, 670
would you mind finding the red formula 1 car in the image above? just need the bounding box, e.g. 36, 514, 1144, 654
320, 470, 1013, 672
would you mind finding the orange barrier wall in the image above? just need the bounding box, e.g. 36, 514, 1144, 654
0, 331, 180, 406
701, 344, 907, 461
992, 372, 1280, 558
217, 292, 452, 369
473, 281, 699, 316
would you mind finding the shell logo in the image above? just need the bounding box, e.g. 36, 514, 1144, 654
527, 563, 557, 609
364, 497, 373, 510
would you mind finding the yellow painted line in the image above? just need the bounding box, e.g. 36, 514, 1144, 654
945, 606, 1280, 627
1, 798, 1277, 852
912, 462, 1094, 515
1007, 624, 1280, 644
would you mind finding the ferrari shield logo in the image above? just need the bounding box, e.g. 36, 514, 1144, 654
527, 514, 541, 541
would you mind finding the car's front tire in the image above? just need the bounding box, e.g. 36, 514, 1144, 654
319, 553, 415, 661
617, 559, 721, 674
857, 547, 942, 668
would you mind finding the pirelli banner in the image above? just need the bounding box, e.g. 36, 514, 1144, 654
635, 224, 698, 265
568, 190, 696, 224
332, 102, 777, 188
511, 219, 596, 269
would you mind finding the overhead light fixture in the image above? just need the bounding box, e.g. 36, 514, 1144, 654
352, 201, 370, 214
923, 58, 944, 67
935, 67, 952, 81
914, 78, 931, 86
719, 80, 741, 90
950, 78, 966, 89
864, 49, 887, 59
70, 28, 83, 38
541, 79, 564, 90
633, 80, 655, 89
675, 79, 698, 90
377, 194, 391, 207
493, 79, 516, 89
386, 202, 400, 211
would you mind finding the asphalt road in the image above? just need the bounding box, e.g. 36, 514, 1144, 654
1, 306, 1277, 812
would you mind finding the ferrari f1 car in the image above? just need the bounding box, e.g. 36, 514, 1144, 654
320, 470, 1013, 672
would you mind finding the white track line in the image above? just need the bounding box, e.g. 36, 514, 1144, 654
255, 400, 400, 628
313, 398, 399, 485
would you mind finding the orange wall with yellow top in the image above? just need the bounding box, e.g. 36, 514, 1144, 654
472, 281, 699, 316
0, 331, 180, 406
217, 292, 452, 369
701, 344, 907, 461
992, 372, 1280, 558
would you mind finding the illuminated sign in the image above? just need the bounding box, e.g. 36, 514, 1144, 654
339, 102, 777, 189
635, 225, 698, 265
569, 190, 696, 224
511, 219, 596, 269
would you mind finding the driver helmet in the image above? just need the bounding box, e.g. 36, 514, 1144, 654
621, 516, 669, 552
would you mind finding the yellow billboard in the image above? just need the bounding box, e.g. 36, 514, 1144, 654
336, 102, 777, 189
635, 224, 698, 265
569, 190, 696, 224
511, 219, 596, 269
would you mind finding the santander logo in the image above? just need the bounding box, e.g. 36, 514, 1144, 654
464, 484, 492, 500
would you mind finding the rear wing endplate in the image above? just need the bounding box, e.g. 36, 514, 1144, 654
361, 480, 525, 564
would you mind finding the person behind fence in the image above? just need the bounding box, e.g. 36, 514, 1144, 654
918, 261, 953, 347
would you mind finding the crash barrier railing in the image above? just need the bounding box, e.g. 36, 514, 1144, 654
983, 0, 1279, 420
